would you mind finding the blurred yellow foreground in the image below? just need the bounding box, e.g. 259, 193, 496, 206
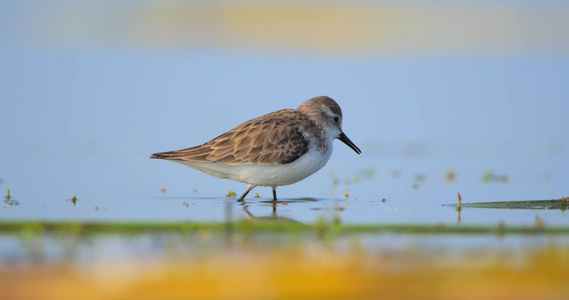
2, 243, 568, 300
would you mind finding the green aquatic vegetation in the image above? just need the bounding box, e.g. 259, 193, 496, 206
19, 222, 46, 238
451, 199, 569, 211
414, 174, 425, 182
329, 171, 340, 189
362, 168, 375, 179
330, 168, 375, 189
481, 170, 508, 183
1, 220, 569, 235
347, 168, 376, 185
350, 176, 360, 184
4, 188, 19, 207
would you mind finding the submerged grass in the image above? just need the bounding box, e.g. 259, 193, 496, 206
452, 198, 569, 211
1, 220, 569, 235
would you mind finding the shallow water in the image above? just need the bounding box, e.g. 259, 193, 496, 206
2, 154, 567, 225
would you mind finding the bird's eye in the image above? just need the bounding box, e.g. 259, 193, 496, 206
334, 116, 339, 123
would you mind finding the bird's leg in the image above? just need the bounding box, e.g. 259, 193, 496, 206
237, 184, 256, 202
271, 186, 277, 201
271, 202, 277, 217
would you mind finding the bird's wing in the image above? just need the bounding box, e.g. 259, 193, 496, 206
151, 110, 310, 165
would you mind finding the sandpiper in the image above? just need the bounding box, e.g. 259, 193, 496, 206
151, 96, 361, 201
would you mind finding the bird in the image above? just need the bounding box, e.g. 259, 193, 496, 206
150, 96, 361, 202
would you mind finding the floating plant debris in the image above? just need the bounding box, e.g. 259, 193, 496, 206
445, 199, 568, 211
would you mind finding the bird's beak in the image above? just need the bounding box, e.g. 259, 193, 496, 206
338, 132, 361, 154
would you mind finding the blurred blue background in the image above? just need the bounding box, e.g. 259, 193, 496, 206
1, 1, 568, 222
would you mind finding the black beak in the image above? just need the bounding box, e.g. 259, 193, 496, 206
338, 132, 361, 154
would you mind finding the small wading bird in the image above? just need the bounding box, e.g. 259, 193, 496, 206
151, 96, 361, 201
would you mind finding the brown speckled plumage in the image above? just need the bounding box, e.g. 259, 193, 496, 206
151, 109, 312, 165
